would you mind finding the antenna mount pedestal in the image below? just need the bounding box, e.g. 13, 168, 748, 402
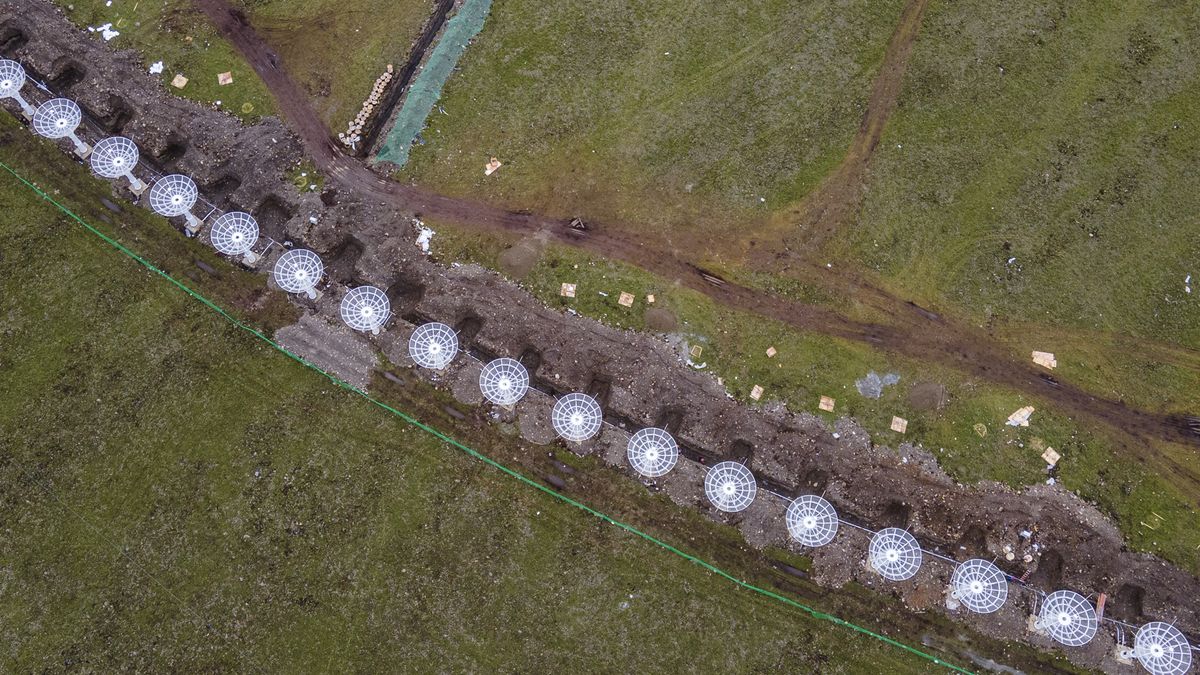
70, 136, 91, 159
184, 213, 204, 235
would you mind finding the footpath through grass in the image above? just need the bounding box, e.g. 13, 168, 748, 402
0, 129, 959, 671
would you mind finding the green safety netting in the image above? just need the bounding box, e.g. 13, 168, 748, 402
374, 0, 493, 166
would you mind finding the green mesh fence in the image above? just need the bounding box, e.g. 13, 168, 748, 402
374, 0, 493, 166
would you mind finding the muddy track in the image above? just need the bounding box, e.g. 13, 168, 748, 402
193, 0, 1200, 466
774, 0, 929, 254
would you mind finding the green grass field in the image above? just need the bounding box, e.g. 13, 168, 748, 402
398, 0, 905, 239
53, 0, 276, 121
835, 0, 1200, 348
233, 0, 432, 130
0, 129, 948, 672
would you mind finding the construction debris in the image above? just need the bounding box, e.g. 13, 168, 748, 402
646, 294, 655, 304
617, 291, 634, 307
340, 64, 394, 149
890, 416, 908, 434
484, 157, 503, 176
819, 396, 836, 412
560, 282, 576, 298
689, 345, 703, 359
1006, 406, 1035, 427
856, 371, 900, 399
171, 73, 189, 89
414, 225, 434, 253
750, 385, 764, 401
217, 71, 233, 86
1032, 351, 1057, 369
765, 346, 777, 358
1042, 447, 1060, 467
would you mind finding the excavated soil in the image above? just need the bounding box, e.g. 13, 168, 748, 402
3, 4, 1197, 671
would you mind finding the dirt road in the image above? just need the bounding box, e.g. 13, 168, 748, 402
193, 0, 1200, 469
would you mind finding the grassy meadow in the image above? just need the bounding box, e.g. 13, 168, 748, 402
398, 0, 906, 241
837, 0, 1200, 348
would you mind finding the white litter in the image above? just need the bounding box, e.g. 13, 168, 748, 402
149, 61, 164, 75
415, 226, 434, 253
88, 23, 120, 41
1006, 406, 1035, 427
1186, 274, 1192, 294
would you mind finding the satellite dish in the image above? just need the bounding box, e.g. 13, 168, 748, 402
0, 59, 35, 119
209, 212, 260, 262
408, 322, 458, 370
869, 528, 922, 581
1134, 622, 1192, 675
950, 559, 1008, 613
272, 248, 323, 299
704, 461, 757, 512
785, 494, 839, 547
1035, 590, 1098, 647
90, 137, 148, 194
149, 174, 205, 234
478, 357, 529, 406
340, 286, 390, 334
551, 393, 603, 442
626, 427, 679, 478
32, 98, 91, 158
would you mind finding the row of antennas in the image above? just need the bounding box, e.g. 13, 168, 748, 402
4, 58, 1194, 675
404, 320, 1193, 674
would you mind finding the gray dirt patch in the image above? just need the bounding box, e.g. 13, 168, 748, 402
274, 313, 377, 389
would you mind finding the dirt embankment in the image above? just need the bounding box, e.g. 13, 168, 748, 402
5, 4, 1198, 670
359, 0, 455, 157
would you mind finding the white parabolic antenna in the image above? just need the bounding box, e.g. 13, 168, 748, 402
272, 249, 323, 299
210, 212, 260, 259
408, 322, 458, 369
1036, 590, 1098, 647
340, 286, 390, 334
90, 137, 148, 193
149, 174, 204, 232
1134, 622, 1192, 675
478, 357, 529, 406
0, 59, 35, 118
869, 528, 922, 581
32, 98, 90, 157
626, 427, 679, 478
551, 393, 603, 442
785, 494, 839, 547
950, 559, 1008, 614
705, 461, 757, 512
